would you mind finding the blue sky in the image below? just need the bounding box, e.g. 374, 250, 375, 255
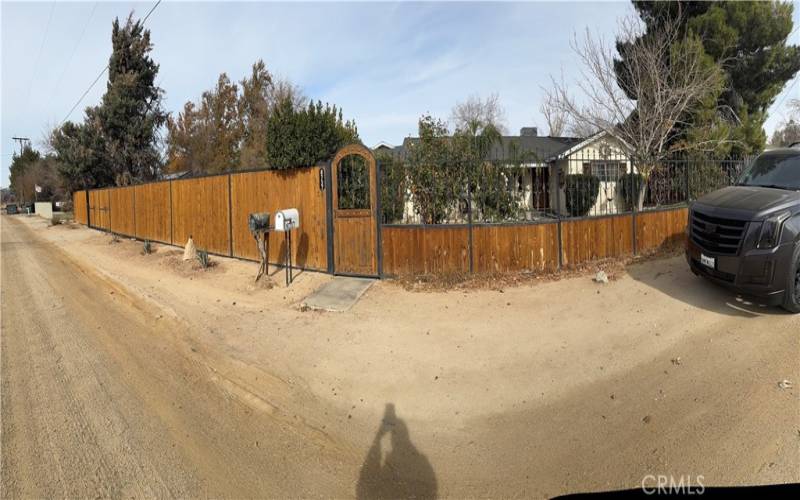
2, 1, 799, 188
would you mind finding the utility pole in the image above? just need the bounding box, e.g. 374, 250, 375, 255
11, 137, 32, 205
11, 136, 31, 154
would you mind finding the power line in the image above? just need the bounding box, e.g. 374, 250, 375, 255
59, 0, 162, 125
25, 1, 57, 109
772, 75, 799, 114
47, 2, 98, 111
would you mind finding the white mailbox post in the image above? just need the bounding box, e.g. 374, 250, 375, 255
274, 208, 300, 285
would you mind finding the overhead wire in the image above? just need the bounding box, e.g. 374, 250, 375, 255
24, 1, 57, 109
59, 0, 162, 125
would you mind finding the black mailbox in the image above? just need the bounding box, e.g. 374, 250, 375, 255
248, 212, 271, 233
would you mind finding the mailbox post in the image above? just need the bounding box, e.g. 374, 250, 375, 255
248, 212, 271, 282
274, 209, 300, 286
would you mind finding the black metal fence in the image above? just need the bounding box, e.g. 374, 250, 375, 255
377, 149, 750, 225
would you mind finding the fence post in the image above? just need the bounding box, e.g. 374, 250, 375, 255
324, 160, 334, 274
227, 173, 233, 257
85, 189, 91, 227
132, 184, 136, 238
169, 179, 174, 245
108, 188, 112, 234
554, 164, 563, 270
375, 159, 383, 278
467, 182, 474, 274
684, 155, 691, 204
631, 159, 637, 256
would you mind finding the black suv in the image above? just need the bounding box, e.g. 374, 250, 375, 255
686, 147, 800, 313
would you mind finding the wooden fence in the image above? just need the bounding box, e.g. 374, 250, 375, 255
73, 171, 690, 279
230, 168, 329, 271
379, 207, 688, 277
74, 166, 330, 272
73, 190, 88, 224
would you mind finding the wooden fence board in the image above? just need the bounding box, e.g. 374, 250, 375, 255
134, 181, 172, 244
473, 223, 559, 273
230, 168, 328, 270
171, 176, 231, 255
636, 208, 689, 253
381, 226, 470, 276
73, 190, 87, 224
88, 188, 111, 231
109, 186, 135, 237
561, 215, 634, 267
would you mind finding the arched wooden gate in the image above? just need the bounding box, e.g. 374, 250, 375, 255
329, 144, 379, 276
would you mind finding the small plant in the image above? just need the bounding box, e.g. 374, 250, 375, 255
110, 233, 120, 244
142, 240, 152, 255
196, 249, 210, 269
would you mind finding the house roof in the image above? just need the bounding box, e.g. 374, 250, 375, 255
488, 135, 583, 162
161, 170, 192, 180
551, 130, 632, 160
395, 134, 583, 162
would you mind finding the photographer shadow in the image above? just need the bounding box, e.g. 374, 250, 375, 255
356, 404, 437, 500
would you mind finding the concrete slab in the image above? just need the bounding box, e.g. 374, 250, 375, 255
302, 276, 375, 312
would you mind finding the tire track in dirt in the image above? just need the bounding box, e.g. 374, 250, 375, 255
1, 217, 355, 497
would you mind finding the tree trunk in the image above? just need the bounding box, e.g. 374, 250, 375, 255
637, 173, 648, 212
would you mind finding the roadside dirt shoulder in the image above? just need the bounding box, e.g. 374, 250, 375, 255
10, 216, 799, 497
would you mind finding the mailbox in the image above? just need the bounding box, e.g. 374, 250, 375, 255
248, 212, 271, 233
274, 208, 300, 231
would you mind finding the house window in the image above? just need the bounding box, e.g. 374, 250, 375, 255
590, 161, 623, 182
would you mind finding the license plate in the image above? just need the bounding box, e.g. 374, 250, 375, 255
700, 254, 715, 269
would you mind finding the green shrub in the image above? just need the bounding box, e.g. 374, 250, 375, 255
265, 99, 358, 170
473, 163, 520, 222
564, 174, 600, 217
689, 162, 729, 200
376, 151, 406, 223
618, 173, 644, 210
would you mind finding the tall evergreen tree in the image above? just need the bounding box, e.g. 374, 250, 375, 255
238, 60, 273, 168
9, 146, 41, 202
615, 0, 800, 155
50, 111, 111, 191
265, 99, 359, 170
98, 14, 167, 184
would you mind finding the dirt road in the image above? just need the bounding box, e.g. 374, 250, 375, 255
0, 217, 354, 497
2, 215, 798, 498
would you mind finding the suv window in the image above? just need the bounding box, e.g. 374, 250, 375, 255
738, 152, 800, 190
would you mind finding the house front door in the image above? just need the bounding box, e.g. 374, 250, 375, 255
532, 168, 550, 210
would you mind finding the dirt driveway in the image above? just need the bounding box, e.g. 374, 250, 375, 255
2, 215, 798, 498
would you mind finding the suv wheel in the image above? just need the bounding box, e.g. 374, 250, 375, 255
783, 245, 800, 313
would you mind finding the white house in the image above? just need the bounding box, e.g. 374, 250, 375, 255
547, 131, 634, 216
376, 127, 634, 222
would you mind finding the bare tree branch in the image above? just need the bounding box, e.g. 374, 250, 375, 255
539, 79, 568, 136
451, 93, 507, 135
545, 13, 723, 165
543, 12, 724, 208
